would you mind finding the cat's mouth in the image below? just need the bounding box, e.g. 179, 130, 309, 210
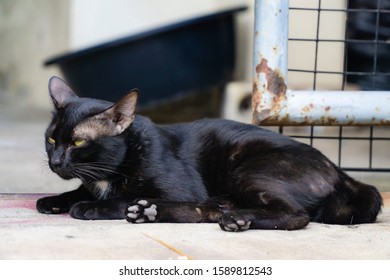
53, 169, 77, 180
50, 165, 77, 180
51, 163, 112, 182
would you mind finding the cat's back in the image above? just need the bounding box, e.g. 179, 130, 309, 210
162, 118, 299, 149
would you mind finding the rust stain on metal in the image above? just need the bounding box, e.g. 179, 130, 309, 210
255, 58, 287, 103
271, 115, 338, 126
253, 58, 287, 125
272, 45, 278, 55
268, 115, 390, 126
252, 83, 261, 104
302, 103, 314, 113
380, 119, 390, 125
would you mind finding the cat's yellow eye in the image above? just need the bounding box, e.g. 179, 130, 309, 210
47, 137, 56, 145
73, 139, 86, 147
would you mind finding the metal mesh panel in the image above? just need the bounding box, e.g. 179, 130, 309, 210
278, 0, 390, 184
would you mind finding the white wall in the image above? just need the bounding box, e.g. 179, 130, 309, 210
0, 0, 70, 107
288, 0, 347, 90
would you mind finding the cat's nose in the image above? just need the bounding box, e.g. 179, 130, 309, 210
51, 157, 63, 168
50, 148, 66, 168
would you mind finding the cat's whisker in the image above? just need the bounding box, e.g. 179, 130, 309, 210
40, 160, 49, 168
74, 163, 131, 179
39, 154, 52, 178
85, 166, 128, 177
76, 165, 116, 174
73, 168, 104, 182
39, 163, 52, 179
85, 167, 116, 180
40, 151, 48, 158
78, 167, 107, 179
76, 161, 131, 168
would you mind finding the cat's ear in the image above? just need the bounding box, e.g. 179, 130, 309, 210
48, 76, 78, 109
98, 89, 139, 134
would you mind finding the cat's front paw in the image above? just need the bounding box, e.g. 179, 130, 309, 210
69, 201, 97, 220
218, 213, 252, 232
69, 201, 122, 220
125, 199, 158, 223
36, 195, 70, 214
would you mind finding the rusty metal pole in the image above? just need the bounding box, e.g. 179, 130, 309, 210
259, 90, 390, 126
252, 0, 390, 126
252, 0, 289, 125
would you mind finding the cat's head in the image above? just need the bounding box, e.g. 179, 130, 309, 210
45, 76, 139, 181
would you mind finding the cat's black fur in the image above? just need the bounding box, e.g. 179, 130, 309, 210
37, 76, 383, 231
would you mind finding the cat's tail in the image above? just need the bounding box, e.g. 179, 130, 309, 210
314, 176, 383, 225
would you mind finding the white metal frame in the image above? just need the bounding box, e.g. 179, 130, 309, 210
252, 0, 390, 126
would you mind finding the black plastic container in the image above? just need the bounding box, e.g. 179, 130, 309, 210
45, 7, 247, 107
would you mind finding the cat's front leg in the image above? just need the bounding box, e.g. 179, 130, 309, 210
36, 185, 94, 214
125, 198, 236, 224
69, 197, 129, 220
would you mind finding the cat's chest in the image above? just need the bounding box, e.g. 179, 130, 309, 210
94, 180, 111, 199
88, 178, 130, 199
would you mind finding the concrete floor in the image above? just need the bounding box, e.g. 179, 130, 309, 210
1, 194, 390, 260
1, 104, 390, 259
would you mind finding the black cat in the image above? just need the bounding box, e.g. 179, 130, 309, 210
37, 76, 383, 231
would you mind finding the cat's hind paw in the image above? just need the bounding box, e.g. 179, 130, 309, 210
125, 199, 158, 223
218, 213, 252, 232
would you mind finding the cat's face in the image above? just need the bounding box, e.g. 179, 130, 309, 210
45, 77, 139, 181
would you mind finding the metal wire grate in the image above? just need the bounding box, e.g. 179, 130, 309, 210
278, 0, 390, 176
